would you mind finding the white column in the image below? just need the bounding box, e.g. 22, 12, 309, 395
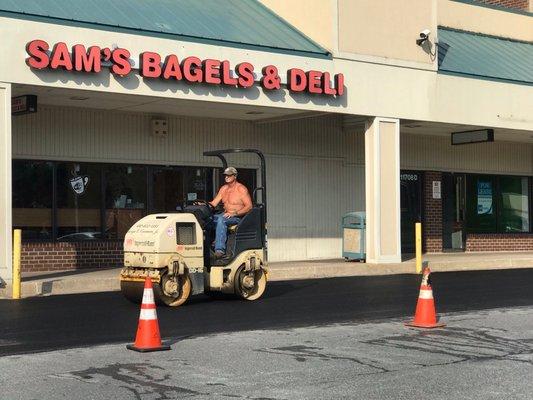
364, 117, 401, 263
0, 83, 12, 286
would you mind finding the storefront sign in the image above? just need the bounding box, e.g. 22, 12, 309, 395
69, 175, 89, 195
477, 181, 493, 215
451, 129, 494, 145
25, 40, 344, 97
12, 95, 37, 115
401, 173, 418, 181
432, 181, 441, 199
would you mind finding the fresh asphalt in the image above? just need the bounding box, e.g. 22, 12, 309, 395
1, 269, 532, 357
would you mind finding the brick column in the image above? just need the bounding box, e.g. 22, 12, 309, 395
423, 171, 442, 253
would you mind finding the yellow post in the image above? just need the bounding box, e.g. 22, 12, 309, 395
12, 229, 21, 299
415, 223, 422, 274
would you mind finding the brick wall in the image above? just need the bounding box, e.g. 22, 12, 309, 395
423, 171, 443, 253
474, 0, 530, 10
21, 241, 123, 272
466, 234, 533, 251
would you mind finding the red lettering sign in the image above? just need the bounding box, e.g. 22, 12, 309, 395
182, 56, 202, 82
287, 68, 306, 92
111, 48, 132, 76
162, 54, 182, 80
335, 73, 345, 96
26, 40, 50, 69
50, 42, 73, 71
73, 45, 101, 73
203, 59, 221, 84
236, 62, 254, 88
140, 52, 162, 78
322, 72, 336, 96
25, 40, 344, 97
221, 60, 238, 86
306, 71, 323, 94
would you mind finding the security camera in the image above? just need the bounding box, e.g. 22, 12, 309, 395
416, 29, 431, 45
420, 29, 431, 39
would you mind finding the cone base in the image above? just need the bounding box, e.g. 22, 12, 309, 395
126, 344, 171, 352
405, 321, 446, 329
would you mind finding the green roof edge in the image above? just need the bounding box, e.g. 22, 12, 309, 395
0, 9, 332, 60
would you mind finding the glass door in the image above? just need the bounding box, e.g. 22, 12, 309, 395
442, 173, 466, 251
400, 171, 423, 254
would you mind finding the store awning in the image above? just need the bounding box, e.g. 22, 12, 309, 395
0, 0, 330, 58
438, 27, 533, 85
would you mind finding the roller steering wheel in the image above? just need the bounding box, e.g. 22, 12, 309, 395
192, 199, 215, 212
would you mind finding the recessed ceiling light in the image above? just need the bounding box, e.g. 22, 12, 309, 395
245, 111, 264, 115
69, 96, 89, 101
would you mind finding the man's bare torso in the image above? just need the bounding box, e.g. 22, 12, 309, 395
220, 183, 248, 214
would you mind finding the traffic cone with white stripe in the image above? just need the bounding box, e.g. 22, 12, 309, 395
405, 266, 445, 329
127, 277, 170, 352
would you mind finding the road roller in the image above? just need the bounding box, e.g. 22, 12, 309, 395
120, 148, 268, 306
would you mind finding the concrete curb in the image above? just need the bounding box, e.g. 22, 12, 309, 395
1, 257, 533, 299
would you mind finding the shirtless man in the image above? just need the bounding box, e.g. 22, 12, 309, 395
209, 167, 252, 258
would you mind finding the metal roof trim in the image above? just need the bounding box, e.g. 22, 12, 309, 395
437, 70, 533, 87
437, 27, 533, 85
0, 2, 331, 59
439, 26, 533, 46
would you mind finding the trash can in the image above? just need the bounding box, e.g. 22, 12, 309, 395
342, 212, 365, 261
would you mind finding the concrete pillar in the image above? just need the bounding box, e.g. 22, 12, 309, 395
364, 117, 401, 263
0, 83, 12, 287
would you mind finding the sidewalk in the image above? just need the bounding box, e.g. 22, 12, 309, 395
1, 251, 533, 299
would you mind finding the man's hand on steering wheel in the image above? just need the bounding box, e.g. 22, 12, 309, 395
192, 199, 215, 211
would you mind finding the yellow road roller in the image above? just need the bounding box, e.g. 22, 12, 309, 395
120, 149, 268, 306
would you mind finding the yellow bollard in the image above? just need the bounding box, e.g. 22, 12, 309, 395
415, 223, 422, 274
12, 229, 21, 299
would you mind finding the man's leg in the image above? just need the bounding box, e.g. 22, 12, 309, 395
214, 215, 241, 254
214, 214, 227, 253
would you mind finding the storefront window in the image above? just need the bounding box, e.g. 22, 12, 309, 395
466, 176, 497, 233
56, 162, 102, 240
466, 175, 530, 233
12, 160, 53, 240
13, 160, 261, 242
499, 176, 529, 232
184, 167, 209, 203
104, 165, 146, 239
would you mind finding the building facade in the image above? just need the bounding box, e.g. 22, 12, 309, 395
0, 0, 532, 285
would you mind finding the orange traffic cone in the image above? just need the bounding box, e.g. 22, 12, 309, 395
405, 267, 445, 329
127, 277, 170, 352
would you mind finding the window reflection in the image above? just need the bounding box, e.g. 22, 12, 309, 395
12, 160, 53, 240
105, 165, 146, 239
11, 160, 259, 242
56, 162, 101, 240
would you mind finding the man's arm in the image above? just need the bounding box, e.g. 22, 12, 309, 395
209, 186, 225, 207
